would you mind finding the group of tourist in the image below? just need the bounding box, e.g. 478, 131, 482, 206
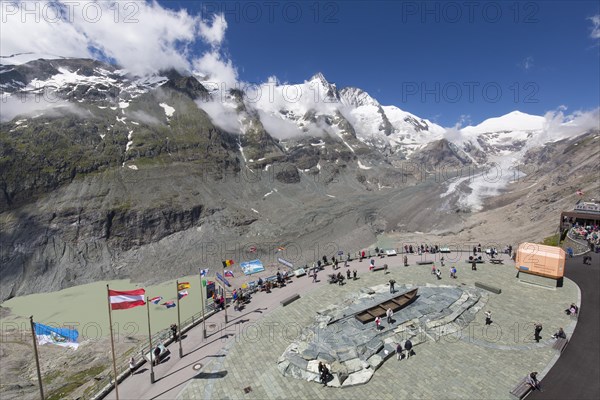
571, 224, 599, 252
395, 339, 414, 360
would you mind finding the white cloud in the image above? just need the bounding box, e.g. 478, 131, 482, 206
196, 99, 241, 134
192, 51, 238, 88
536, 107, 600, 145
518, 56, 534, 71
257, 110, 306, 140
0, 94, 88, 122
589, 15, 600, 39
198, 13, 228, 48
0, 1, 231, 77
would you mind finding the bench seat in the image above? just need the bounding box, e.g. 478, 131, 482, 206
552, 338, 569, 352
509, 377, 532, 400
281, 294, 300, 306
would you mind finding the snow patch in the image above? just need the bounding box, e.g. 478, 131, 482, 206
159, 103, 175, 118
358, 160, 372, 170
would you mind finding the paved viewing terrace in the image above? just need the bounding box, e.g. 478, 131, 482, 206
100, 250, 596, 400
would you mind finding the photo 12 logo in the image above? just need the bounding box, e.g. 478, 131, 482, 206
200, 1, 340, 24
1, 1, 141, 24
400, 81, 540, 104
399, 1, 540, 24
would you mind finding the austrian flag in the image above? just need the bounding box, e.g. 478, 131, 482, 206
109, 288, 146, 310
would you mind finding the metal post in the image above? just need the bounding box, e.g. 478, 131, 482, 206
29, 316, 45, 400
146, 299, 155, 383
176, 280, 183, 358
106, 285, 119, 400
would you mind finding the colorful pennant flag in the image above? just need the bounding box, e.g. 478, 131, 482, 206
249, 246, 257, 253
177, 282, 190, 291
149, 296, 163, 305
163, 301, 176, 308
34, 323, 79, 350
178, 290, 189, 300
224, 270, 234, 278
109, 288, 146, 310
200, 269, 209, 277
222, 259, 234, 268
276, 246, 285, 252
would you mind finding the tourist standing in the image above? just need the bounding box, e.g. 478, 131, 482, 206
396, 342, 403, 360
129, 357, 135, 375
375, 316, 381, 330
404, 339, 413, 358
386, 308, 393, 324
472, 260, 477, 271
404, 255, 408, 266
534, 323, 543, 342
313, 271, 318, 283
389, 279, 396, 293
485, 311, 492, 325
353, 269, 357, 280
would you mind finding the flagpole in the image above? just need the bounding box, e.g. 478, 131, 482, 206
199, 269, 207, 339
146, 298, 155, 383
106, 285, 119, 400
29, 316, 45, 400
176, 280, 183, 358
222, 262, 228, 324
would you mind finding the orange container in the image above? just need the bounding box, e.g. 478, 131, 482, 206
515, 243, 565, 279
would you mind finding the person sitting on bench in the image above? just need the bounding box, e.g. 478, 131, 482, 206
565, 303, 578, 315
526, 371, 541, 391
552, 327, 567, 339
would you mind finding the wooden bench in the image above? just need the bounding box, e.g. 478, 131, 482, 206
281, 294, 300, 306
466, 259, 485, 263
416, 261, 433, 265
552, 338, 569, 353
371, 265, 387, 272
489, 259, 504, 264
509, 377, 532, 400
475, 281, 502, 294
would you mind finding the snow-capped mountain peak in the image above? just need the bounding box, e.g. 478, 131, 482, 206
461, 110, 545, 134
339, 87, 380, 108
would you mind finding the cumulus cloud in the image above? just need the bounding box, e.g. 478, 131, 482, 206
589, 15, 600, 39
192, 51, 238, 89
537, 107, 600, 144
198, 13, 228, 47
1, 1, 234, 78
196, 99, 241, 134
257, 110, 306, 140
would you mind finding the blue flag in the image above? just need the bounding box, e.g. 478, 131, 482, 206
34, 323, 79, 350
216, 272, 231, 287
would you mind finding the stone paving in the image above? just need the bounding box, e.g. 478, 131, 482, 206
177, 255, 578, 400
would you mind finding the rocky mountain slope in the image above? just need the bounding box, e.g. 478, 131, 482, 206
1, 57, 598, 302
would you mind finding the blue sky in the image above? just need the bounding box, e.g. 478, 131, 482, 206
2, 1, 598, 127
165, 0, 600, 126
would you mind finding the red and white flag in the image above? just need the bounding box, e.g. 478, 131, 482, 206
109, 289, 146, 310
576, 190, 584, 196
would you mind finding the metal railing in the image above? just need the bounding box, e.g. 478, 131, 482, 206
86, 302, 217, 400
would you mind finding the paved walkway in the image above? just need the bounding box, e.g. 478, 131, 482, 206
105, 252, 579, 399
530, 251, 600, 400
